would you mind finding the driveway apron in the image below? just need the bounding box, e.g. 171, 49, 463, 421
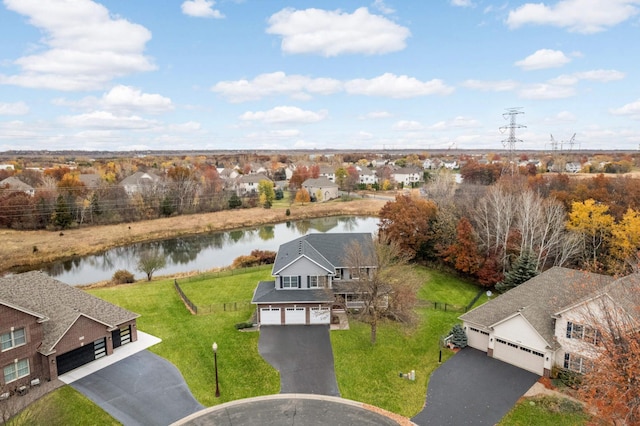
72, 350, 204, 426
258, 325, 340, 397
412, 347, 539, 426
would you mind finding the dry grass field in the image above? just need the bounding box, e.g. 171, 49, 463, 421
0, 198, 386, 273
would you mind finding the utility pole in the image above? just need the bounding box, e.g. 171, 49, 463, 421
499, 107, 526, 175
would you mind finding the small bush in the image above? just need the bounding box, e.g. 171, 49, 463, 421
235, 322, 254, 330
231, 250, 276, 268
112, 269, 135, 284
556, 368, 582, 389
285, 208, 290, 216
448, 324, 468, 348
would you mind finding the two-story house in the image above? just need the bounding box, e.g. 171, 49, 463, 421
251, 233, 374, 326
0, 271, 139, 393
459, 267, 638, 377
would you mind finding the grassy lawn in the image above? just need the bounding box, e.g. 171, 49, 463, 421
87, 272, 279, 407
332, 266, 480, 417
6, 386, 120, 426
498, 396, 590, 426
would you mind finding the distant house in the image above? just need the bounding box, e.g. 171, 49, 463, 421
78, 174, 102, 188
119, 171, 162, 195
459, 267, 639, 377
0, 176, 35, 197
0, 271, 139, 390
302, 177, 339, 202
251, 233, 375, 326
565, 162, 581, 173
318, 166, 336, 183
235, 173, 272, 195
392, 167, 422, 186
358, 168, 378, 185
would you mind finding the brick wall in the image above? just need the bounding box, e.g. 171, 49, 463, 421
0, 305, 45, 388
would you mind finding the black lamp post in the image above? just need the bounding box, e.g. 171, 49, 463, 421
212, 342, 220, 398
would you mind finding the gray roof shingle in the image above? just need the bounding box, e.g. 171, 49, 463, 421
459, 267, 614, 348
0, 271, 139, 355
252, 281, 333, 304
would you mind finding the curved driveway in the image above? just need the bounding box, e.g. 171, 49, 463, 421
258, 325, 340, 397
412, 348, 539, 425
72, 350, 204, 426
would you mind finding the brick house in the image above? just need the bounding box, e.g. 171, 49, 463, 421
0, 271, 139, 392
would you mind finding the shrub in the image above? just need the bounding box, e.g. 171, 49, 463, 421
235, 322, 254, 330
231, 250, 276, 268
285, 208, 290, 216
448, 324, 468, 348
112, 269, 135, 284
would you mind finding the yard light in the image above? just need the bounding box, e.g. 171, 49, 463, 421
213, 342, 220, 398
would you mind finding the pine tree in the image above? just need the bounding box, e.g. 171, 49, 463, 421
449, 324, 468, 348
52, 195, 73, 229
496, 250, 538, 292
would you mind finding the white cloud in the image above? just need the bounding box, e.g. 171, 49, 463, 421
506, 0, 640, 34
181, 0, 224, 19
451, 0, 474, 7
212, 72, 341, 102
266, 7, 410, 56
610, 99, 640, 119
393, 120, 423, 131
239, 106, 328, 124
556, 111, 577, 121
430, 116, 481, 130
515, 49, 571, 70
360, 111, 392, 119
1, 0, 155, 91
549, 69, 625, 85
371, 0, 395, 14
58, 111, 158, 129
462, 79, 519, 91
345, 73, 454, 97
0, 102, 29, 115
518, 83, 576, 99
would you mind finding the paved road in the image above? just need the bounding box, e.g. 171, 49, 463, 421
412, 347, 539, 425
258, 325, 340, 396
72, 350, 204, 426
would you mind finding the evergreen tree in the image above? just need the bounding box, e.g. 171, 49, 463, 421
449, 324, 468, 348
228, 193, 242, 209
496, 251, 538, 292
53, 194, 73, 229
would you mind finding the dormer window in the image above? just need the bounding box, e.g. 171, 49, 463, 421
282, 276, 299, 289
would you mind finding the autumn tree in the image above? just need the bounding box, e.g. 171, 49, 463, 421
441, 217, 482, 276
577, 276, 640, 425
137, 249, 167, 281
289, 166, 310, 189
608, 208, 640, 274
379, 195, 438, 260
258, 179, 275, 208
345, 235, 420, 344
566, 199, 614, 271
294, 188, 310, 205
167, 166, 198, 214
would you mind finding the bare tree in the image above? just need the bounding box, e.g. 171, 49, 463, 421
344, 235, 421, 344
137, 249, 167, 281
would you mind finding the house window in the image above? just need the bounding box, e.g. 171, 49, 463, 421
564, 352, 591, 374
1, 328, 26, 351
566, 321, 600, 344
3, 359, 29, 384
308, 276, 327, 288
282, 276, 299, 288
334, 269, 342, 280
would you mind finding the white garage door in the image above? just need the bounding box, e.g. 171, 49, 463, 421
310, 307, 330, 324
260, 307, 281, 325
285, 307, 306, 325
494, 338, 545, 375
466, 326, 490, 351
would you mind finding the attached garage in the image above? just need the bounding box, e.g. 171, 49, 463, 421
493, 338, 545, 375
56, 338, 106, 376
310, 307, 330, 324
466, 326, 490, 350
260, 307, 281, 325
285, 307, 306, 325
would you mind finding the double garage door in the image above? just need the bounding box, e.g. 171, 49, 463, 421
493, 338, 545, 375
260, 306, 330, 325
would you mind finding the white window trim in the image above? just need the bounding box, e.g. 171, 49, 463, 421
3, 358, 29, 384
282, 276, 299, 289
1, 328, 26, 352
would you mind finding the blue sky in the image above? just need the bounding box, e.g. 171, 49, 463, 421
0, 0, 639, 152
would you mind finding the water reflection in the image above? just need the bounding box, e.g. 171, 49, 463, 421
35, 216, 379, 285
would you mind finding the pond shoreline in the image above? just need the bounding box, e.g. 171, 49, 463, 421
0, 199, 386, 274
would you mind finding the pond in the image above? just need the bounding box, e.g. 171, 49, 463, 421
38, 216, 379, 285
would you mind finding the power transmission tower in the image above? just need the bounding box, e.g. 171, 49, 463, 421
499, 107, 526, 174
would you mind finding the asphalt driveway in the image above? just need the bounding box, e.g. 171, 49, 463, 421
258, 325, 340, 397
412, 347, 539, 426
72, 350, 204, 426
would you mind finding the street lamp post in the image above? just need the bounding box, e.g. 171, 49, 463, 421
212, 342, 220, 398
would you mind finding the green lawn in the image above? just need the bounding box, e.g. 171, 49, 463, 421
498, 396, 590, 426
6, 386, 120, 426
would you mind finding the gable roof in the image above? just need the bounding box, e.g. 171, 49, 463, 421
302, 177, 338, 188
459, 267, 614, 348
237, 173, 271, 184
119, 171, 161, 186
252, 281, 333, 304
0, 271, 139, 355
0, 176, 35, 192
272, 233, 373, 275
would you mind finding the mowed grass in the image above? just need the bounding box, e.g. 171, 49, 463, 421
331, 266, 481, 417
6, 386, 120, 426
87, 273, 279, 407
177, 266, 272, 305
498, 396, 590, 426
